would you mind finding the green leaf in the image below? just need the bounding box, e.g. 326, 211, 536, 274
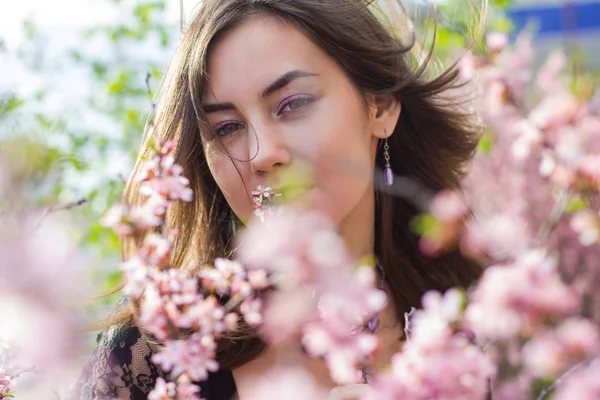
61, 154, 88, 171
478, 133, 495, 155
107, 269, 124, 288
34, 89, 46, 101
492, 0, 513, 8
34, 113, 52, 129
0, 94, 25, 117
92, 61, 108, 79
530, 378, 554, 399
148, 64, 162, 78
490, 16, 514, 33
134, 4, 154, 25
158, 26, 170, 47
357, 254, 377, 269
411, 214, 439, 236
88, 189, 100, 202
565, 195, 589, 214
70, 50, 84, 62
23, 19, 36, 39
1, 138, 61, 178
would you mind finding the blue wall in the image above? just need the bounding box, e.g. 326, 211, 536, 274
508, 1, 600, 36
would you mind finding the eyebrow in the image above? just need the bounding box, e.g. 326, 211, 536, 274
202, 69, 318, 114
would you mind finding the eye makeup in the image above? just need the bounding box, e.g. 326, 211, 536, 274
210, 93, 318, 138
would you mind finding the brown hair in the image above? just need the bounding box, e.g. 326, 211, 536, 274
107, 0, 485, 370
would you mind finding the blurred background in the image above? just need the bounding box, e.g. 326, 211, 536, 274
0, 0, 599, 395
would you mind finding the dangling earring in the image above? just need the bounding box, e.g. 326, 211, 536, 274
230, 211, 238, 236
383, 129, 393, 186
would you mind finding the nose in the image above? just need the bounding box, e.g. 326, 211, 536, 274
248, 123, 291, 174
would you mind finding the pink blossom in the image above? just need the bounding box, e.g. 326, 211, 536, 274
501, 33, 534, 91
152, 336, 219, 382
523, 333, 569, 378
461, 215, 532, 261
223, 313, 239, 331
247, 269, 270, 290
406, 289, 464, 352
121, 255, 152, 297
570, 210, 600, 246
555, 318, 599, 359
465, 250, 580, 340
240, 298, 263, 326
101, 203, 164, 235
238, 211, 384, 382
147, 376, 203, 400
139, 286, 170, 340
175, 379, 202, 400
175, 295, 227, 334
300, 265, 385, 384
579, 154, 600, 182
555, 359, 600, 400
261, 289, 315, 345
0, 340, 32, 396
522, 318, 599, 379
419, 190, 469, 256
511, 120, 543, 162
458, 52, 478, 80
491, 379, 530, 400
138, 155, 193, 202
245, 366, 327, 400
529, 92, 580, 131
140, 233, 173, 268
487, 32, 508, 52
536, 51, 568, 94
198, 258, 270, 298
251, 185, 282, 206
198, 259, 243, 295
148, 377, 177, 400
430, 191, 468, 223
303, 320, 378, 384
237, 211, 343, 286
365, 332, 494, 400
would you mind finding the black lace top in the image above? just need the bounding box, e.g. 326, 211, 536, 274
72, 298, 237, 400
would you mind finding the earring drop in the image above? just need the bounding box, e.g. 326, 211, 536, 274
230, 211, 237, 236
383, 129, 393, 186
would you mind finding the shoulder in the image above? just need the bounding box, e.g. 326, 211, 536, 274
73, 298, 163, 399
95, 297, 162, 370
73, 297, 237, 400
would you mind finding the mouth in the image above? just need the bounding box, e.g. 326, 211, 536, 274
251, 184, 314, 210
270, 165, 316, 204
251, 185, 282, 209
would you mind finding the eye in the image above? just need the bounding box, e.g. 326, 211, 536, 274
214, 122, 244, 138
278, 96, 314, 115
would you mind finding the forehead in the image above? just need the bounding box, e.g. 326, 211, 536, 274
203, 15, 333, 100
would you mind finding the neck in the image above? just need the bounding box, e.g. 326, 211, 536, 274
338, 187, 376, 262
232, 189, 381, 399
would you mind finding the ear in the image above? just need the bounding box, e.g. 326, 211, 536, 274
367, 93, 401, 139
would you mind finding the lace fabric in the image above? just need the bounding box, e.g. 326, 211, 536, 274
72, 298, 237, 400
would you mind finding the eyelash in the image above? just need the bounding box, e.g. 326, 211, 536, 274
213, 95, 315, 138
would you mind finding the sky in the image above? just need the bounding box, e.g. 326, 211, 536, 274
0, 0, 203, 50
0, 0, 191, 201
1, 0, 118, 50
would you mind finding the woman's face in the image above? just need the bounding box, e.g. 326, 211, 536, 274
201, 15, 395, 226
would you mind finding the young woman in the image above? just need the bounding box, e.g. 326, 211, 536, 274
74, 1, 483, 399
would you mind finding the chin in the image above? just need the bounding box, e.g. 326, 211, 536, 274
309, 190, 349, 226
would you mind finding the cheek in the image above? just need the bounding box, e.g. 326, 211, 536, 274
204, 144, 255, 221
313, 140, 373, 224
309, 100, 374, 223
